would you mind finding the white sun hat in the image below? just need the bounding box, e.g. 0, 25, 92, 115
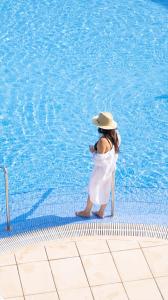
92, 112, 117, 129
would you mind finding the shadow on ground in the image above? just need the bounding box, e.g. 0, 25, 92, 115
0, 188, 98, 238
0, 214, 98, 238
0, 186, 168, 238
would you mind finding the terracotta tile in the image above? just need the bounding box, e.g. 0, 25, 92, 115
18, 261, 55, 295
112, 249, 152, 281
15, 246, 47, 264
155, 277, 168, 300
107, 239, 139, 252
76, 239, 109, 256
25, 292, 59, 300
124, 278, 163, 300
143, 245, 168, 277
82, 253, 120, 286
45, 241, 78, 260
59, 287, 93, 300
0, 265, 23, 298
50, 257, 88, 290
92, 283, 128, 300
0, 252, 15, 266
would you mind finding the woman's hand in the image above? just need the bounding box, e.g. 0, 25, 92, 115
89, 145, 95, 153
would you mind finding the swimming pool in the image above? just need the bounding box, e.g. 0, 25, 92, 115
0, 0, 168, 233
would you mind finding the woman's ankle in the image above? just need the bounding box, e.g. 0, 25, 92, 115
98, 210, 105, 216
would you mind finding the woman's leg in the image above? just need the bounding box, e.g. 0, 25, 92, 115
93, 204, 107, 218
75, 195, 93, 217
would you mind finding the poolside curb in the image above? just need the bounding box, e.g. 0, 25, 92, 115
0, 222, 168, 253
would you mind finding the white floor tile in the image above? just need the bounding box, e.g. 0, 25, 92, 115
45, 241, 78, 260
112, 249, 152, 281
124, 278, 163, 300
92, 283, 128, 300
0, 252, 15, 266
50, 257, 88, 290
18, 261, 55, 295
107, 239, 139, 252
59, 287, 93, 300
76, 239, 109, 256
82, 253, 120, 286
0, 265, 23, 298
143, 245, 168, 277
15, 246, 47, 264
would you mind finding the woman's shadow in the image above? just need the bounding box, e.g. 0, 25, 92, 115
0, 188, 95, 238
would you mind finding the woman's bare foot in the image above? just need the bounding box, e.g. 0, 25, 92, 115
75, 210, 91, 217
92, 211, 104, 218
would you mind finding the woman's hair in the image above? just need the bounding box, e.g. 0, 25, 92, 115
98, 127, 119, 153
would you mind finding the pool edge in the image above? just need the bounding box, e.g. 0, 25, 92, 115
0, 222, 168, 253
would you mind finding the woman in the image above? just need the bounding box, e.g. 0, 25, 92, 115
76, 112, 120, 218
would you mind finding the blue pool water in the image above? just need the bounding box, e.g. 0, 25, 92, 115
0, 0, 168, 233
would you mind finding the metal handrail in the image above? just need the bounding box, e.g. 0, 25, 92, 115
111, 171, 115, 216
0, 166, 11, 231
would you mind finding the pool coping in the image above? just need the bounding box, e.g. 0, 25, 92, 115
0, 222, 168, 253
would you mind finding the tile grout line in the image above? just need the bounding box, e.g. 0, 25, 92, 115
105, 239, 130, 300
19, 290, 59, 298
139, 242, 165, 300
15, 255, 79, 264
139, 244, 168, 249
75, 241, 95, 300
14, 253, 26, 300
44, 245, 60, 300
154, 275, 168, 279
0, 262, 16, 268
107, 247, 140, 253
80, 275, 168, 287
112, 276, 165, 284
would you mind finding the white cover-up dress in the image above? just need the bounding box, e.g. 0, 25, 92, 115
88, 144, 119, 205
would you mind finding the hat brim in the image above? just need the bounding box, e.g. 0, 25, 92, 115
92, 115, 117, 130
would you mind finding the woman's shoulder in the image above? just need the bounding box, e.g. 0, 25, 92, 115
97, 137, 110, 154
99, 136, 106, 141
98, 136, 108, 145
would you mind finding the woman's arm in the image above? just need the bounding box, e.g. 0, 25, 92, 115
89, 145, 95, 153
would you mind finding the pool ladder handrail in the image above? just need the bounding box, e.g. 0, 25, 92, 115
0, 166, 11, 231
111, 171, 115, 217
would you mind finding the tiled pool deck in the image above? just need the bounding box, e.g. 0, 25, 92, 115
0, 235, 168, 300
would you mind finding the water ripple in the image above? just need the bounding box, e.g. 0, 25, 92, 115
0, 0, 167, 197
